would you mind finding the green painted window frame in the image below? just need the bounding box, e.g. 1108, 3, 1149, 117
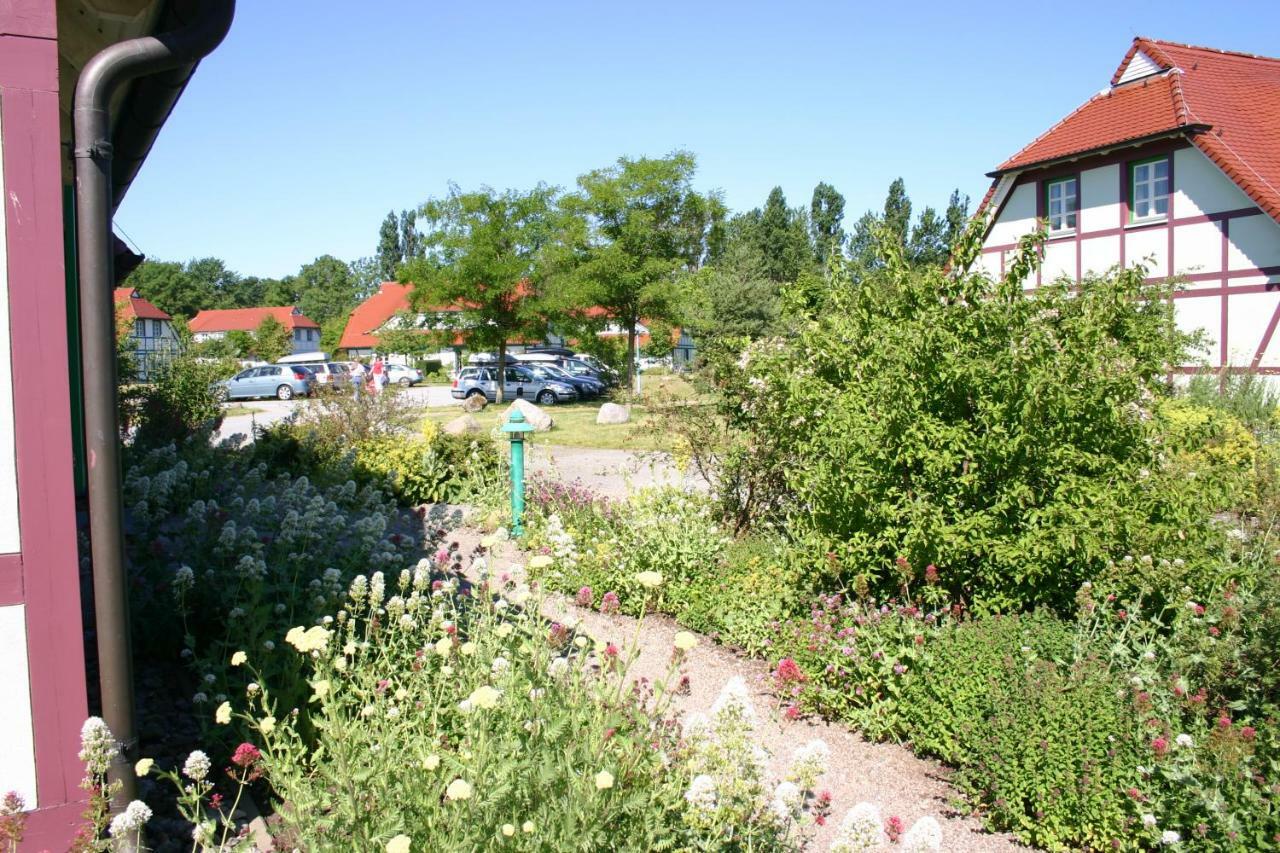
1044, 175, 1079, 234
1128, 155, 1170, 223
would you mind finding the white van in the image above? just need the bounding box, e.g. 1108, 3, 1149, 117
278, 351, 330, 364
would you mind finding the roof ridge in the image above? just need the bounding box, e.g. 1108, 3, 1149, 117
1165, 68, 1197, 127
1144, 38, 1280, 64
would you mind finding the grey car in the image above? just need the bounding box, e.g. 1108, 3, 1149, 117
284, 361, 348, 387
220, 364, 314, 401
450, 366, 577, 405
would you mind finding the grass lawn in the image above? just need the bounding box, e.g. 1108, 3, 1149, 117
222, 404, 263, 417
422, 374, 703, 453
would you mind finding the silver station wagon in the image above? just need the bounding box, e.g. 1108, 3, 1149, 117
450, 366, 578, 405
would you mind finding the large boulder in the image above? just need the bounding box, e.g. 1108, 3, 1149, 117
504, 398, 553, 432
596, 402, 631, 425
443, 414, 484, 436
462, 393, 488, 413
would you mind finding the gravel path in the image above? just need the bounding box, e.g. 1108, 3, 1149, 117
437, 522, 1027, 852
526, 444, 705, 499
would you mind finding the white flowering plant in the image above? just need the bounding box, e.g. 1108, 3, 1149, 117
220, 554, 807, 850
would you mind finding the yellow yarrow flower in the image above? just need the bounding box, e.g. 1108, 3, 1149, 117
496, 623, 514, 638
423, 754, 440, 770
468, 685, 502, 710
386, 834, 411, 853
214, 702, 231, 725
635, 571, 663, 589
445, 778, 472, 801
230, 650, 247, 667
594, 770, 615, 790
435, 637, 452, 656
258, 716, 276, 735
310, 680, 330, 700
480, 535, 497, 549
285, 625, 330, 654
528, 555, 553, 569
134, 758, 154, 777
460, 641, 476, 656
501, 824, 515, 837
674, 632, 698, 652
522, 821, 534, 833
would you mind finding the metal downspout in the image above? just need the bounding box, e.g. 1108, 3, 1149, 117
72, 0, 235, 812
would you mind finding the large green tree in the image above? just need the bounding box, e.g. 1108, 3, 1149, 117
401, 183, 560, 402
554, 151, 724, 387
810, 182, 846, 267
294, 255, 358, 324
755, 187, 811, 283
376, 211, 402, 281
252, 315, 291, 363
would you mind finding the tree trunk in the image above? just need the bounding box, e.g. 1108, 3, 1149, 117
625, 322, 636, 393
496, 339, 507, 403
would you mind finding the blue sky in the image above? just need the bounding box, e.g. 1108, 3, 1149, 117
115, 0, 1280, 279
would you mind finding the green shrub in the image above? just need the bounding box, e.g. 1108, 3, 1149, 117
128, 355, 237, 447
708, 237, 1234, 611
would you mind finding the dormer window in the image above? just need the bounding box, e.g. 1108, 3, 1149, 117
1130, 157, 1169, 221
1046, 177, 1078, 234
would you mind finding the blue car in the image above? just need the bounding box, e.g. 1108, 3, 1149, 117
219, 364, 315, 401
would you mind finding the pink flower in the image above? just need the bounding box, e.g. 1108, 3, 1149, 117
575, 586, 593, 608
1218, 715, 1232, 730
599, 592, 620, 615
774, 658, 806, 684
1242, 726, 1257, 740
886, 815, 904, 843
231, 743, 261, 769
1151, 736, 1169, 756
924, 564, 939, 585
784, 704, 800, 721
548, 623, 568, 647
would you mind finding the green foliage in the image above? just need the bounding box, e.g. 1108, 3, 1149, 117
321, 311, 351, 354
403, 183, 561, 400
252, 315, 291, 363
809, 182, 845, 267
719, 237, 1224, 611
551, 151, 725, 387
1184, 370, 1280, 436
295, 254, 359, 324
351, 431, 499, 506
376, 209, 403, 281
128, 354, 235, 447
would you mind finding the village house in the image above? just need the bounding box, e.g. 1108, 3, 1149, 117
114, 286, 178, 378
0, 1, 234, 847
976, 38, 1280, 373
188, 305, 321, 353
338, 281, 464, 368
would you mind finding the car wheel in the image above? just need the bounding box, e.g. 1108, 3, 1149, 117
276, 384, 294, 401
399, 377, 411, 387
536, 390, 556, 405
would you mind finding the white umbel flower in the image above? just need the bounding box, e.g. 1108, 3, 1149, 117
829, 802, 884, 852
710, 676, 756, 727
108, 800, 152, 837
900, 815, 944, 852
683, 774, 718, 812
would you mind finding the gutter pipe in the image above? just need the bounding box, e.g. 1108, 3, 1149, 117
73, 0, 235, 811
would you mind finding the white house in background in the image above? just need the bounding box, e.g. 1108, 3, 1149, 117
976, 38, 1280, 373
114, 287, 179, 378
187, 305, 321, 354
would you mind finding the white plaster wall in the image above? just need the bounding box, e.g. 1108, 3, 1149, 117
1173, 221, 1223, 275
0, 104, 19, 554
988, 183, 1037, 247
1079, 163, 1120, 232
1042, 241, 1076, 283
1126, 228, 1169, 278
1175, 147, 1253, 218
0, 605, 37, 807
1080, 234, 1120, 276
1175, 295, 1221, 365
1225, 288, 1278, 365
973, 251, 1001, 279
1227, 215, 1280, 272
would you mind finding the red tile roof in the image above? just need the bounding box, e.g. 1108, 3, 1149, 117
338, 282, 465, 350
113, 287, 171, 321
990, 38, 1280, 226
188, 306, 319, 333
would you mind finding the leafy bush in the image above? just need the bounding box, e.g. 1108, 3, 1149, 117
712, 242, 1236, 611
352, 432, 500, 506
125, 355, 237, 447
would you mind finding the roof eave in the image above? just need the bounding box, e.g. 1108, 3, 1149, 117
986, 124, 1211, 178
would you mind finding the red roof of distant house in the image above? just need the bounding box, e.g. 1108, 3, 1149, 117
113, 287, 171, 321
989, 38, 1280, 225
188, 306, 319, 333
338, 282, 464, 349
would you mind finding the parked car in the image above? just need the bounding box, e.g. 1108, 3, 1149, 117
523, 346, 576, 358
385, 364, 423, 386
279, 360, 348, 387
555, 357, 615, 387
451, 366, 578, 405
219, 364, 314, 401
519, 362, 604, 398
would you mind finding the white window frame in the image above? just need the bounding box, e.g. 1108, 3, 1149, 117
1046, 177, 1078, 234
1130, 158, 1170, 222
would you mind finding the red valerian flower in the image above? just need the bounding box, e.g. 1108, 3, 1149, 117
231, 743, 262, 769
774, 658, 806, 684
886, 815, 904, 843
575, 586, 593, 607
1151, 736, 1169, 756
599, 591, 620, 615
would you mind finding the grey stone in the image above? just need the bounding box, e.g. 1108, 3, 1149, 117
443, 414, 484, 436
596, 402, 631, 425
462, 393, 488, 413
504, 398, 553, 432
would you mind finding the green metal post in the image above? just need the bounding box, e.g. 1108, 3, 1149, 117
501, 410, 535, 537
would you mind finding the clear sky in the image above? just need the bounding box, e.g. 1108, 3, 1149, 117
114, 0, 1280, 279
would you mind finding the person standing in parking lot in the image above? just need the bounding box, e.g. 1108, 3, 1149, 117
350, 360, 365, 399
371, 357, 385, 395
